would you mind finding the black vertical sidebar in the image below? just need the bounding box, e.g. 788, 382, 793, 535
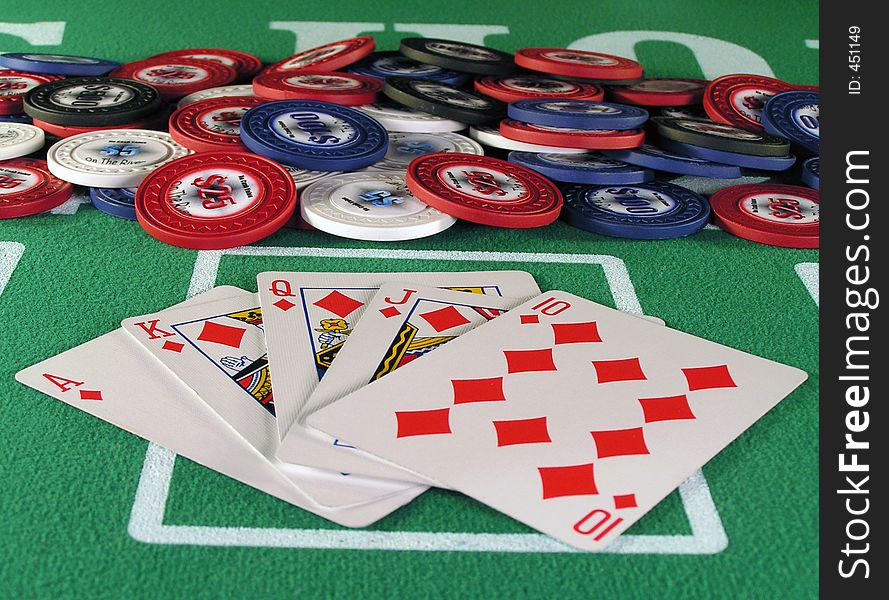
820, 1, 885, 597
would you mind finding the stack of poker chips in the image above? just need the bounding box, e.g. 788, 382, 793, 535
0, 37, 818, 249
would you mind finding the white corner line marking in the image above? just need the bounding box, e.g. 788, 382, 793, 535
133, 244, 727, 554
0, 242, 25, 298
795, 262, 819, 307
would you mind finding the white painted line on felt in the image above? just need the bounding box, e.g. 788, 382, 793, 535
0, 242, 25, 298
795, 263, 819, 307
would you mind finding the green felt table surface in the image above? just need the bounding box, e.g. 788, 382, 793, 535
0, 1, 818, 598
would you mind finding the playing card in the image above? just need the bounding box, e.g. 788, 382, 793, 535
120, 289, 423, 508
306, 291, 808, 550
16, 287, 424, 528
293, 282, 524, 481
257, 270, 541, 442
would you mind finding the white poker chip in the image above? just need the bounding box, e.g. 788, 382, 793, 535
282, 164, 340, 190
469, 124, 586, 153
46, 129, 191, 187
176, 84, 256, 108
300, 172, 457, 241
356, 101, 465, 133
0, 123, 45, 160
366, 132, 484, 172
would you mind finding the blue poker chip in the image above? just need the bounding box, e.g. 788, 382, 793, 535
0, 52, 119, 76
660, 139, 797, 171
89, 187, 137, 220
562, 181, 710, 240
602, 144, 741, 178
762, 91, 819, 155
346, 51, 469, 86
240, 100, 389, 171
0, 113, 33, 124
507, 100, 649, 130
801, 157, 819, 190
508, 151, 653, 184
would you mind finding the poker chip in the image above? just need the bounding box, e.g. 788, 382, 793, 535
761, 90, 819, 155
602, 144, 742, 178
607, 78, 708, 106
0, 52, 119, 76
300, 172, 456, 240
801, 157, 819, 190
356, 101, 465, 133
0, 123, 45, 160
1, 71, 63, 115
367, 132, 483, 172
89, 186, 137, 220
652, 117, 790, 156
148, 48, 262, 81
346, 51, 469, 86
110, 58, 238, 101
239, 100, 388, 171
265, 37, 375, 73
474, 75, 604, 103
562, 181, 710, 240
0, 158, 73, 219
0, 113, 33, 124
507, 99, 649, 130
282, 163, 337, 190
136, 151, 296, 249
252, 71, 382, 105
703, 74, 796, 131
23, 77, 164, 126
508, 151, 655, 184
32, 107, 170, 137
169, 96, 267, 152
399, 38, 515, 75
660, 105, 710, 120
469, 124, 583, 154
499, 119, 644, 150
660, 138, 796, 171
382, 77, 505, 125
46, 129, 191, 187
551, 73, 645, 87
515, 48, 643, 81
709, 183, 818, 248
177, 84, 256, 107
406, 153, 563, 228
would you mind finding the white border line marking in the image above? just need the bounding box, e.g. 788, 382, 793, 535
131, 245, 728, 554
795, 263, 819, 307
0, 242, 25, 298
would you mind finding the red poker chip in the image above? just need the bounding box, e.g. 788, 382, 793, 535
499, 119, 644, 150
515, 48, 643, 81
405, 152, 562, 228
252, 71, 382, 105
110, 57, 238, 101
149, 48, 263, 80
136, 152, 297, 249
607, 78, 708, 106
169, 96, 266, 152
0, 158, 74, 219
794, 84, 820, 91
0, 71, 63, 115
265, 36, 375, 74
703, 74, 796, 131
709, 184, 819, 249
474, 75, 604, 103
32, 107, 170, 138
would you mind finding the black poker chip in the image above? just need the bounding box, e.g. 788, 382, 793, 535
399, 38, 515, 75
23, 77, 163, 126
652, 116, 791, 157
382, 76, 505, 125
